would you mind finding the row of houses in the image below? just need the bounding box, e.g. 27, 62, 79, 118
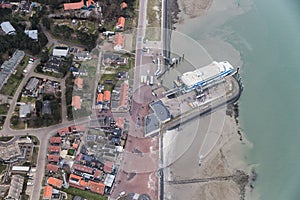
0, 50, 25, 90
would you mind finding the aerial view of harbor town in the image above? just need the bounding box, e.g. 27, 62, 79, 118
0, 0, 299, 200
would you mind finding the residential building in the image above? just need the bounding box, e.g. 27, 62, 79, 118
72, 96, 81, 110
70, 125, 86, 133
115, 17, 125, 30
104, 91, 111, 102
58, 127, 71, 136
19, 104, 31, 118
42, 100, 52, 115
113, 33, 125, 51
72, 164, 93, 174
74, 78, 83, 90
0, 50, 25, 90
42, 185, 53, 200
74, 51, 92, 61
48, 146, 60, 154
120, 2, 127, 10
47, 155, 60, 163
25, 77, 39, 92
1, 21, 16, 35
103, 161, 113, 174
47, 177, 63, 189
89, 181, 105, 195
24, 30, 38, 41
49, 137, 62, 144
0, 143, 22, 163
52, 46, 69, 57
64, 0, 95, 11
5, 175, 24, 200
72, 68, 88, 77
46, 164, 59, 173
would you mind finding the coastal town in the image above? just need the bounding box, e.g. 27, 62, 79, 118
0, 0, 247, 200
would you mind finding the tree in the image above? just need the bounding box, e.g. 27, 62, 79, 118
11, 116, 19, 126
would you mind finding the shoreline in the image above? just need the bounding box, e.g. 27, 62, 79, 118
163, 0, 256, 199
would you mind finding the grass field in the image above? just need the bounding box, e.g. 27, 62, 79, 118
0, 103, 9, 115
62, 187, 108, 200
0, 136, 13, 142
0, 56, 29, 96
0, 162, 6, 174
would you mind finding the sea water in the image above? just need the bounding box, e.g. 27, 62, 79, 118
173, 0, 300, 199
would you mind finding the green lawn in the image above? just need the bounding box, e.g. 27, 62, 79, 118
0, 136, 13, 142
32, 147, 39, 167
0, 55, 30, 96
0, 74, 22, 96
0, 103, 9, 115
67, 148, 75, 156
0, 162, 6, 174
62, 187, 107, 200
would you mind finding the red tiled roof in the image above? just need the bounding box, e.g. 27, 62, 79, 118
46, 164, 59, 173
63, 0, 94, 10
103, 161, 113, 173
97, 93, 103, 103
88, 181, 105, 195
76, 153, 83, 161
120, 2, 127, 10
104, 90, 111, 101
69, 174, 82, 183
116, 17, 125, 29
43, 186, 53, 199
94, 170, 102, 179
49, 137, 62, 144
48, 146, 60, 153
70, 125, 86, 132
74, 78, 83, 90
0, 3, 13, 9
58, 127, 70, 136
73, 163, 93, 174
72, 96, 81, 109
73, 143, 79, 149
113, 33, 125, 48
47, 177, 63, 188
47, 154, 60, 163
115, 117, 125, 129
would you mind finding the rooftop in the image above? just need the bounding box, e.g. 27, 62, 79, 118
49, 137, 62, 144
48, 146, 61, 153
24, 29, 38, 41
47, 154, 60, 163
6, 175, 24, 200
72, 96, 81, 110
149, 100, 171, 123
47, 177, 63, 188
1, 21, 16, 35
46, 164, 59, 173
43, 185, 53, 199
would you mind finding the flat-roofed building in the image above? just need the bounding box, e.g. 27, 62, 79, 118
24, 30, 38, 41
52, 46, 69, 57
19, 104, 31, 118
5, 175, 24, 200
1, 21, 16, 35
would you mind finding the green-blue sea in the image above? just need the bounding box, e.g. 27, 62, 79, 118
175, 0, 300, 199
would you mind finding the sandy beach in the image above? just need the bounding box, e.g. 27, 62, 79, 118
162, 0, 254, 199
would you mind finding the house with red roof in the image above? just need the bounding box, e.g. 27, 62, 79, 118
120, 2, 127, 10
48, 146, 60, 154
104, 91, 111, 102
49, 137, 62, 144
72, 96, 81, 110
43, 185, 53, 200
58, 127, 71, 136
46, 164, 59, 173
72, 163, 93, 174
47, 154, 60, 163
113, 33, 125, 51
68, 174, 105, 195
103, 161, 113, 174
64, 0, 95, 11
70, 125, 86, 132
47, 177, 63, 189
115, 17, 125, 30
89, 181, 105, 195
74, 78, 83, 90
